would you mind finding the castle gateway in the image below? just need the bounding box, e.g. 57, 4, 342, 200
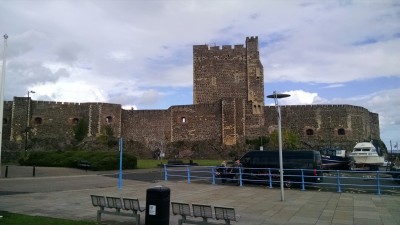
3, 37, 379, 155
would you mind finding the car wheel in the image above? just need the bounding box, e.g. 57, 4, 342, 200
284, 180, 293, 188
349, 161, 356, 170
393, 174, 400, 184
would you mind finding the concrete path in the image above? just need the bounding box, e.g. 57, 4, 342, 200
1, 165, 399, 225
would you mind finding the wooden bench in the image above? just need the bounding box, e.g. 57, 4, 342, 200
77, 160, 91, 170
171, 202, 240, 225
90, 195, 145, 225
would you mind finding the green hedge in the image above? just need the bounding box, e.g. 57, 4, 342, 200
19, 151, 137, 171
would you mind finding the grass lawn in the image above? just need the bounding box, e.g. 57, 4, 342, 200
137, 159, 223, 169
0, 211, 96, 225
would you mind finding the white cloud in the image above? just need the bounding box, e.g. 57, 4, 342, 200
0, 0, 399, 146
274, 90, 327, 105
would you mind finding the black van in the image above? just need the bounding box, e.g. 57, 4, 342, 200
239, 150, 323, 187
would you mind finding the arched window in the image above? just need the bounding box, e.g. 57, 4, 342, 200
3, 118, 7, 125
34, 117, 43, 125
105, 116, 113, 123
306, 129, 314, 135
338, 128, 345, 135
181, 117, 187, 123
71, 118, 79, 124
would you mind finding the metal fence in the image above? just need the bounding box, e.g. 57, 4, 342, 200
163, 165, 400, 195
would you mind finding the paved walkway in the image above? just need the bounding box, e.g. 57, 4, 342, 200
1, 165, 399, 225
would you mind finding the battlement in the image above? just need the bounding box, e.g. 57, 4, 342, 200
194, 44, 245, 52
246, 36, 258, 42
170, 102, 220, 111
265, 104, 368, 111
32, 100, 121, 107
193, 36, 258, 53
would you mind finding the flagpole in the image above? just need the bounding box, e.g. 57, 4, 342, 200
0, 34, 8, 177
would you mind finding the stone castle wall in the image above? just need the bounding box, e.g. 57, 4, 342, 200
3, 97, 122, 148
264, 104, 380, 150
1, 37, 381, 154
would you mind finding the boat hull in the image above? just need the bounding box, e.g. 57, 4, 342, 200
349, 155, 385, 166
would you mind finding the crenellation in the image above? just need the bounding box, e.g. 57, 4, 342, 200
234, 44, 244, 49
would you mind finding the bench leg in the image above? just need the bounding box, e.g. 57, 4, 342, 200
225, 219, 231, 225
97, 210, 102, 223
136, 214, 140, 225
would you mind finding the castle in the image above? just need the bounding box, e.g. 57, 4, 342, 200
2, 37, 380, 156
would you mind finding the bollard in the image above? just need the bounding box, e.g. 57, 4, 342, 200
5, 165, 8, 178
33, 166, 36, 177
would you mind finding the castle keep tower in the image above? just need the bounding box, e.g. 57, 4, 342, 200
193, 37, 265, 145
193, 37, 264, 110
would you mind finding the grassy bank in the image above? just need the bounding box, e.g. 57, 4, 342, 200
0, 211, 96, 225
137, 159, 222, 169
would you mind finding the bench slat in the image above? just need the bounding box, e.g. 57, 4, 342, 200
106, 196, 123, 210
214, 206, 238, 221
192, 204, 213, 219
123, 197, 146, 212
171, 202, 191, 216
90, 195, 107, 208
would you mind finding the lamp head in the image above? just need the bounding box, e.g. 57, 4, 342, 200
266, 92, 291, 99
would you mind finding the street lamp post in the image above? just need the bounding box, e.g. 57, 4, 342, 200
0, 34, 8, 176
25, 90, 35, 153
267, 91, 290, 201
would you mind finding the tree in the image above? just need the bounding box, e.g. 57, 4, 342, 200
268, 130, 299, 150
74, 119, 88, 142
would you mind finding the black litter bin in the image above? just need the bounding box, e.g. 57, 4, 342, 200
145, 186, 170, 225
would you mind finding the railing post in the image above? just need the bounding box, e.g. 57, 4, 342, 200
212, 167, 216, 185
163, 164, 168, 181
337, 170, 341, 193
187, 165, 191, 184
301, 169, 305, 191
268, 168, 272, 189
376, 170, 381, 195
5, 165, 8, 178
239, 167, 242, 187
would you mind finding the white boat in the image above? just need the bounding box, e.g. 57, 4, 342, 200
349, 142, 385, 169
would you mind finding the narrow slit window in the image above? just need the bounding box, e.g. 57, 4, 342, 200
34, 117, 43, 125
72, 118, 79, 124
106, 116, 113, 123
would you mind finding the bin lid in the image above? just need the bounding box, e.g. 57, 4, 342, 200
147, 185, 170, 192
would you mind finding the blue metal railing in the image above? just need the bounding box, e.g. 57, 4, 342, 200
163, 165, 400, 195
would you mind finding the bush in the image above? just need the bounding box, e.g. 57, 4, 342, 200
19, 151, 137, 171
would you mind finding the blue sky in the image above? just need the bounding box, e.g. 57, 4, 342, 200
0, 0, 399, 150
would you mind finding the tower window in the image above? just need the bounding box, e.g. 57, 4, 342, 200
338, 128, 345, 135
306, 129, 314, 135
181, 117, 187, 123
34, 117, 43, 125
71, 118, 79, 124
105, 116, 113, 123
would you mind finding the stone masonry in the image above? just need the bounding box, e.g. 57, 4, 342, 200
2, 37, 380, 154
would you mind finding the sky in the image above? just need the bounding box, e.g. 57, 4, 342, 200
0, 0, 399, 150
